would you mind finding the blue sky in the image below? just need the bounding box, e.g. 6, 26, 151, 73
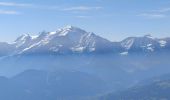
0, 0, 170, 42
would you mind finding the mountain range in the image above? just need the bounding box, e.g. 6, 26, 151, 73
0, 26, 170, 100
0, 25, 170, 56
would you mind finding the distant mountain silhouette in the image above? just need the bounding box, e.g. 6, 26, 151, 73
0, 69, 107, 100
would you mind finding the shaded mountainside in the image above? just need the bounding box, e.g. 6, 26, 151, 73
100, 74, 170, 100
0, 69, 107, 100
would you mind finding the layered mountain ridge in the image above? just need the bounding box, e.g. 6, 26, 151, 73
1, 26, 170, 56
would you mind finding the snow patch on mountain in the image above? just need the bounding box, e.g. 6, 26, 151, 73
71, 47, 85, 53
121, 38, 134, 50
147, 47, 154, 52
159, 40, 167, 47
144, 34, 154, 39
14, 34, 32, 48
120, 52, 128, 56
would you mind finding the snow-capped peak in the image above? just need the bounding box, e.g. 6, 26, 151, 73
121, 35, 162, 52
15, 34, 31, 41
49, 25, 86, 37
144, 34, 154, 39
14, 34, 32, 48
13, 25, 113, 54
63, 25, 75, 30
57, 25, 82, 32
31, 35, 38, 39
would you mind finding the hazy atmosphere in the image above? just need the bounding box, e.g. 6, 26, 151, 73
0, 0, 170, 100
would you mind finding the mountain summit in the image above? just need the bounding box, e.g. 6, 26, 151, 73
12, 26, 115, 55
